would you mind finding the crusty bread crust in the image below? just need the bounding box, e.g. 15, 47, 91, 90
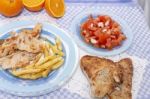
80, 55, 133, 99
109, 58, 133, 99
80, 55, 123, 98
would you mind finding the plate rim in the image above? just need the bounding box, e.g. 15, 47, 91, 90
0, 20, 79, 96
70, 10, 133, 56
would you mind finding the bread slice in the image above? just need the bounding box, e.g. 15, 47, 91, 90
80, 55, 123, 98
109, 58, 133, 99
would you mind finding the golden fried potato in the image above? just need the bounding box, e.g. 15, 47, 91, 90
19, 73, 43, 80
37, 57, 62, 69
11, 68, 42, 76
35, 55, 57, 66
52, 59, 64, 70
56, 37, 62, 51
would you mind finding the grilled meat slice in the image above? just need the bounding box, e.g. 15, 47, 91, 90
0, 23, 43, 58
0, 51, 36, 69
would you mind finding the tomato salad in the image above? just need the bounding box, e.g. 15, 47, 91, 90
80, 15, 126, 50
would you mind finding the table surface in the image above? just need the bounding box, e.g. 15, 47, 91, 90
0, 1, 150, 99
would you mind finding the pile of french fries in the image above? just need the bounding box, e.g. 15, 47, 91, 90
10, 37, 64, 80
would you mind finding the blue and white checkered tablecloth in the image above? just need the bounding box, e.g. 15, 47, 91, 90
65, 0, 132, 3
57, 3, 150, 99
0, 1, 150, 99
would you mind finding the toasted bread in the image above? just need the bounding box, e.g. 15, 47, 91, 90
109, 58, 133, 99
80, 55, 133, 99
80, 55, 123, 98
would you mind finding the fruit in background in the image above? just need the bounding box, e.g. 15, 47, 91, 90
45, 0, 65, 18
23, 0, 45, 12
0, 0, 23, 17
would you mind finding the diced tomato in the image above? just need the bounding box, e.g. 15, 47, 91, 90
113, 27, 121, 32
117, 37, 123, 44
90, 36, 97, 39
81, 30, 87, 35
98, 16, 106, 22
100, 45, 106, 48
88, 31, 93, 36
89, 26, 97, 31
80, 15, 126, 50
113, 31, 120, 36
106, 29, 111, 35
82, 30, 89, 37
105, 38, 112, 49
106, 42, 112, 49
112, 40, 120, 46
117, 34, 126, 43
120, 34, 126, 40
104, 15, 111, 21
109, 20, 113, 29
98, 33, 105, 44
81, 20, 93, 30
81, 22, 87, 30
84, 37, 90, 43
112, 22, 120, 28
98, 33, 110, 44
81, 20, 98, 31
93, 17, 100, 25
110, 35, 116, 39
94, 28, 101, 37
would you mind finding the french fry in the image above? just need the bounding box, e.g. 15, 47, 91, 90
35, 53, 43, 63
45, 42, 54, 56
11, 68, 42, 76
56, 50, 64, 56
19, 73, 43, 80
21, 53, 42, 69
35, 55, 57, 66
48, 42, 64, 56
24, 53, 42, 69
49, 48, 54, 56
17, 74, 31, 79
42, 68, 52, 78
43, 42, 49, 57
31, 73, 43, 79
44, 47, 49, 57
52, 59, 64, 70
42, 59, 64, 77
37, 57, 62, 69
24, 63, 35, 69
56, 37, 62, 51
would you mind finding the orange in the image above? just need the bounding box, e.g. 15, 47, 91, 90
23, 0, 45, 12
0, 0, 23, 17
45, 0, 65, 18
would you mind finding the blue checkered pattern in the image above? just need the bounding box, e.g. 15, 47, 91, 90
0, 2, 150, 99
65, 0, 132, 3
56, 4, 150, 99
0, 88, 86, 99
57, 4, 150, 59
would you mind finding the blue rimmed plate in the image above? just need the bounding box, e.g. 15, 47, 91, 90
71, 10, 133, 56
0, 20, 78, 96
